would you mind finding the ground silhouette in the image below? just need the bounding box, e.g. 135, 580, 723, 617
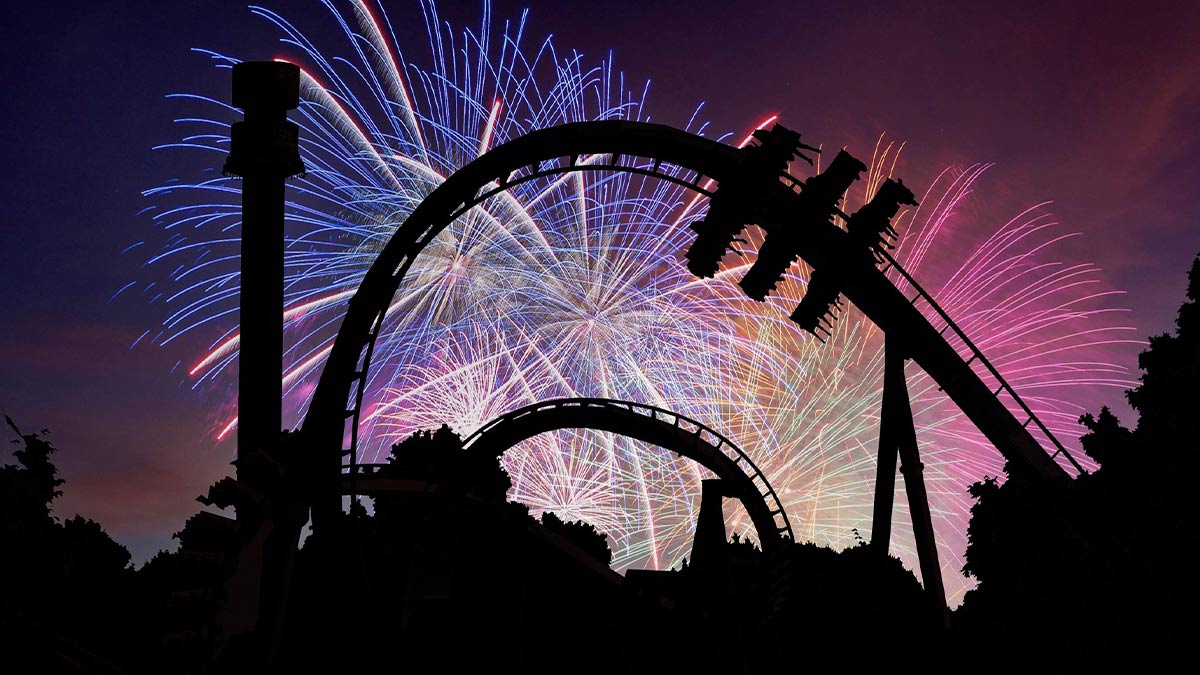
2, 254, 1196, 671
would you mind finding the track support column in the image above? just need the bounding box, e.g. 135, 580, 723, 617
874, 338, 949, 625
691, 479, 731, 571
871, 350, 900, 552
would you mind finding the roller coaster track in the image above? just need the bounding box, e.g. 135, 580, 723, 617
876, 250, 1086, 475
339, 397, 793, 550
301, 120, 1084, 532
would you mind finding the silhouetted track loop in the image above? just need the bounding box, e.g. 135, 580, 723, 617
342, 397, 794, 550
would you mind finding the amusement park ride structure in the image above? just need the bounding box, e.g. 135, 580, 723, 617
212, 62, 1087, 659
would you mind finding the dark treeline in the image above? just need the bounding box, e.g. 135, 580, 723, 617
1, 254, 1195, 671
953, 254, 1199, 646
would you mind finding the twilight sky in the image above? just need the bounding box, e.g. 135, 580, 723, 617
1, 0, 1198, 563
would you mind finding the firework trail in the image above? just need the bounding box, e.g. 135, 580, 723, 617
138, 0, 1139, 602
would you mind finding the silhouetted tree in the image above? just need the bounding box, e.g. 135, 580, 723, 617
958, 252, 1199, 647
1, 415, 63, 531
745, 540, 930, 656
0, 418, 148, 672
728, 531, 760, 558
1077, 406, 1134, 467
540, 511, 613, 565
383, 424, 511, 502
285, 424, 665, 671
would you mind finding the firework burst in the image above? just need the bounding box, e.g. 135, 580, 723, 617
139, 0, 1139, 602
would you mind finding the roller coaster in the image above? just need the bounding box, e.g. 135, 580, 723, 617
202, 63, 1089, 661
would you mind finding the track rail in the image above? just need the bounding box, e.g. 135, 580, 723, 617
877, 251, 1086, 475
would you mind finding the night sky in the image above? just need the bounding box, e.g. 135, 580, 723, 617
2, 0, 1198, 564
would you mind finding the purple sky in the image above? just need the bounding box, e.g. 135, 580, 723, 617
2, 0, 1198, 563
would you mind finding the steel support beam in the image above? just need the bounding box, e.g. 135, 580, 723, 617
876, 338, 949, 624
691, 479, 731, 571
870, 343, 900, 552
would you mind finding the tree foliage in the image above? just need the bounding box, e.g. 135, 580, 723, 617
0, 420, 143, 670
384, 424, 511, 501
958, 253, 1199, 646
540, 511, 613, 565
